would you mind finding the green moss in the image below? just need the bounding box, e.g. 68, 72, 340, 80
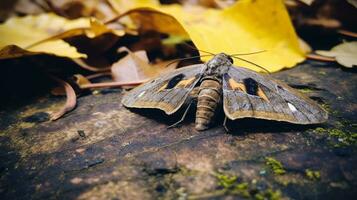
313, 127, 326, 135
213, 173, 281, 200
216, 174, 238, 189
255, 189, 281, 200
312, 127, 356, 147
214, 173, 249, 197
265, 157, 286, 175
328, 129, 357, 147
305, 169, 321, 181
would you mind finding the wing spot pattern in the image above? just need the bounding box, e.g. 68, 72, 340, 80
243, 78, 258, 96
288, 102, 297, 112
166, 74, 185, 89
137, 91, 146, 98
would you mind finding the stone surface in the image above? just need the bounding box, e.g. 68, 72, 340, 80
0, 61, 356, 200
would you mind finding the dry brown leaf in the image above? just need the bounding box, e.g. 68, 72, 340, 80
347, 0, 357, 8
49, 0, 118, 20
0, 45, 39, 59
297, 0, 314, 5
316, 41, 357, 68
111, 47, 178, 85
49, 76, 77, 120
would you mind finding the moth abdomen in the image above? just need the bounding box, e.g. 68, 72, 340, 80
195, 79, 221, 130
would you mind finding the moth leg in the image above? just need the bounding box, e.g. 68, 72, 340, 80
167, 102, 193, 129
223, 116, 230, 132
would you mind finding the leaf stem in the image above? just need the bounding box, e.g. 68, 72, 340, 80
306, 54, 336, 62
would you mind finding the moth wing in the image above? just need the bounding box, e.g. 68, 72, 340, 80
122, 64, 205, 115
222, 66, 328, 124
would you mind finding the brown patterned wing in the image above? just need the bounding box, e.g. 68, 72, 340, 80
222, 66, 328, 124
122, 64, 205, 115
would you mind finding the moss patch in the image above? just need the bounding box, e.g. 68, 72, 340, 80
305, 169, 321, 181
196, 173, 283, 200
215, 173, 250, 197
313, 127, 357, 147
265, 157, 286, 175
254, 189, 282, 200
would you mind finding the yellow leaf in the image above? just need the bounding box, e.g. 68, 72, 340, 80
108, 0, 160, 13
116, 0, 305, 72
0, 13, 125, 59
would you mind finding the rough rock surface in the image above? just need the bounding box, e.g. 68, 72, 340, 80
0, 61, 356, 200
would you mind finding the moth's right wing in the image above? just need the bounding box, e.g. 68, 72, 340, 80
122, 64, 205, 115
222, 66, 328, 124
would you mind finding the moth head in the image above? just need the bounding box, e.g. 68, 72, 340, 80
206, 53, 232, 76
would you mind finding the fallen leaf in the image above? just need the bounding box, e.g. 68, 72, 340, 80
162, 35, 189, 46
74, 74, 92, 87
112, 0, 305, 72
49, 75, 77, 120
49, 0, 118, 21
347, 0, 357, 8
0, 13, 125, 59
297, 0, 314, 5
111, 47, 178, 85
0, 13, 86, 59
108, 0, 160, 14
51, 86, 66, 96
316, 41, 357, 68
299, 37, 312, 54
304, 18, 341, 29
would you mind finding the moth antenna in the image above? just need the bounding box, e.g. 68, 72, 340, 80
231, 55, 271, 74
229, 50, 266, 56
183, 42, 216, 56
165, 54, 214, 68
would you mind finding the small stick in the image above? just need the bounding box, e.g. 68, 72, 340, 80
85, 72, 112, 80
306, 54, 336, 62
338, 29, 357, 38
80, 80, 148, 89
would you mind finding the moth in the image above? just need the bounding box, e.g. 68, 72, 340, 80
122, 53, 328, 131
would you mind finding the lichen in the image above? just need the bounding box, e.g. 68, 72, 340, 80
305, 169, 320, 181
265, 157, 286, 175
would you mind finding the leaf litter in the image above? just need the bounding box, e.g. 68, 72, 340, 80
1, 0, 354, 119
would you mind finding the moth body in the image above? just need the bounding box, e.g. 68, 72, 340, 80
195, 78, 222, 130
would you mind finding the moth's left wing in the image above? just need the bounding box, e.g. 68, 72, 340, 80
122, 64, 205, 115
222, 66, 328, 124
